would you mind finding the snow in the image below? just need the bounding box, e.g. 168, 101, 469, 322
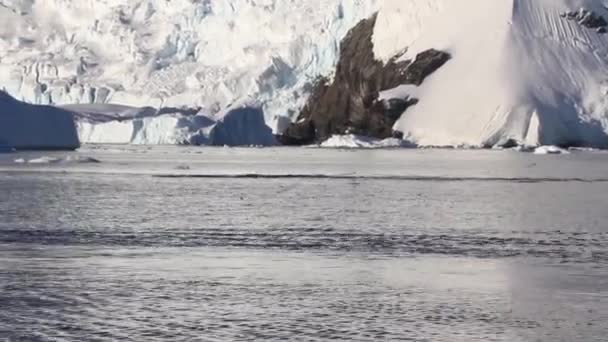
372, 0, 446, 63
374, 0, 608, 148
319, 134, 414, 149
378, 85, 420, 102
0, 91, 80, 150
0, 0, 378, 133
64, 155, 102, 163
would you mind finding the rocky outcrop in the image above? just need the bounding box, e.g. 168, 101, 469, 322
277, 14, 450, 145
561, 8, 607, 33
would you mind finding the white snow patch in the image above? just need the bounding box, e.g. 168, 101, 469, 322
378, 84, 420, 101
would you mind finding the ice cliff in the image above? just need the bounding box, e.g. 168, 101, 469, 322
0, 0, 378, 138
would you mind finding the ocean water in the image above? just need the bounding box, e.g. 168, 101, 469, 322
0, 146, 607, 341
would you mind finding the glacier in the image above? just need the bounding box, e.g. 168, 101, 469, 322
0, 0, 378, 138
1, 0, 608, 148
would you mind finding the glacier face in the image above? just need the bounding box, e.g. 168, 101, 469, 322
374, 0, 608, 148
73, 103, 276, 146
0, 0, 378, 133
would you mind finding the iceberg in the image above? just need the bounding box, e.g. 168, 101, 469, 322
0, 91, 79, 150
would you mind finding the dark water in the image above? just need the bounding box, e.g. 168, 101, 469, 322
0, 147, 607, 341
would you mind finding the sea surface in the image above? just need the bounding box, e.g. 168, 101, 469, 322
0, 146, 607, 341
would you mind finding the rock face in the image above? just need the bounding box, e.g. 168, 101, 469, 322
277, 14, 450, 145
562, 8, 608, 33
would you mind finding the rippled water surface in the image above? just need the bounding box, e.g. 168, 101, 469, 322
1, 146, 607, 341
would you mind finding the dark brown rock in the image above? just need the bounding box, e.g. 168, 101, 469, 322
562, 9, 607, 31
277, 13, 450, 145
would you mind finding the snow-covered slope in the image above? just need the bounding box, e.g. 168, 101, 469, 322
0, 0, 378, 132
0, 91, 79, 150
374, 0, 608, 148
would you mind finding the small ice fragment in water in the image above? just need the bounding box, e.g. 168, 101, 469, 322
534, 146, 570, 155
27, 156, 62, 164
64, 156, 101, 163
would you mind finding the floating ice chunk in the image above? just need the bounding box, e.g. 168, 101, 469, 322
63, 156, 102, 163
511, 145, 536, 153
534, 146, 571, 155
27, 156, 63, 164
14, 155, 102, 164
319, 134, 414, 149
